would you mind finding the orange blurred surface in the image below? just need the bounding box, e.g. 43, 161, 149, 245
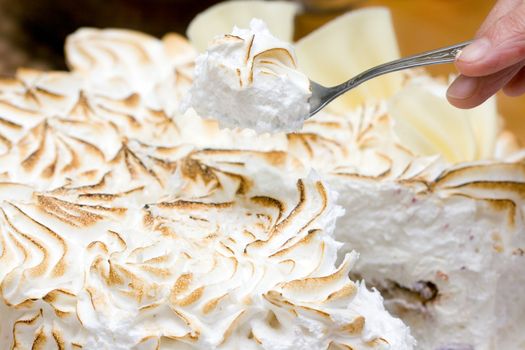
297, 0, 525, 144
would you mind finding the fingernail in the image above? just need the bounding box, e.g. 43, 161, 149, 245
447, 75, 478, 100
457, 38, 491, 63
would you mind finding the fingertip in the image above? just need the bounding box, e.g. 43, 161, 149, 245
446, 95, 483, 109
456, 38, 491, 64
454, 60, 490, 79
454, 38, 492, 77
454, 37, 525, 77
446, 75, 486, 109
446, 94, 465, 109
447, 75, 478, 100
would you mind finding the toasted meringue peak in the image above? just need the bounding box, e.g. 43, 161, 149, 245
65, 28, 196, 110
187, 1, 299, 53
0, 151, 415, 349
281, 74, 525, 348
2, 2, 525, 349
0, 24, 416, 346
183, 19, 311, 133
66, 28, 166, 90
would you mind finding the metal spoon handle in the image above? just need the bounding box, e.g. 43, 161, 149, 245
314, 40, 473, 113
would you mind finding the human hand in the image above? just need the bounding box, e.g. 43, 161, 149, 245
447, 0, 525, 108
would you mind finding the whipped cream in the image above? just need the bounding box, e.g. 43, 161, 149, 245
183, 19, 311, 133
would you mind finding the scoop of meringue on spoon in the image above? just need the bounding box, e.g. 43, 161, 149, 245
182, 18, 311, 133
182, 18, 471, 133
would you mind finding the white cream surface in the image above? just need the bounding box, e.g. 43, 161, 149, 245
183, 19, 311, 133
282, 91, 525, 349
330, 176, 525, 350
3, 10, 525, 350
0, 28, 416, 350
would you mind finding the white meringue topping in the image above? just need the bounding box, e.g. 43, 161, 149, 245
182, 19, 311, 133
3, 2, 525, 349
0, 23, 415, 350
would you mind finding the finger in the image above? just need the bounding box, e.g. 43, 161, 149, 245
455, 1, 525, 77
503, 64, 525, 96
447, 63, 522, 109
477, 0, 522, 34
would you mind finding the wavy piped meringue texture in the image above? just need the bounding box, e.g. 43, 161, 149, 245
0, 16, 417, 350
183, 19, 311, 133
184, 2, 525, 348
2, 1, 525, 349
285, 82, 525, 348
0, 71, 186, 191
66, 28, 196, 112
0, 150, 415, 349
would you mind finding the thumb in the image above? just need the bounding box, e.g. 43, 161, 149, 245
456, 1, 525, 77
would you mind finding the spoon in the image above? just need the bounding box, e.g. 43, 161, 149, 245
308, 40, 472, 118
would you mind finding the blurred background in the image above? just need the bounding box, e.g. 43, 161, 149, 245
0, 0, 523, 142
